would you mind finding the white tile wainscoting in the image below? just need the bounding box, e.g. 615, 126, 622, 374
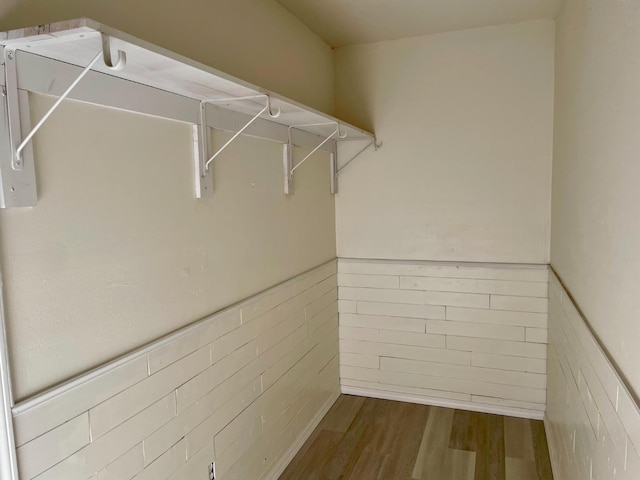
12, 260, 340, 480
337, 258, 549, 419
546, 270, 640, 480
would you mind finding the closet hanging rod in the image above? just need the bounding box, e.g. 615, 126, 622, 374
289, 122, 347, 174
9, 36, 127, 170
200, 94, 281, 171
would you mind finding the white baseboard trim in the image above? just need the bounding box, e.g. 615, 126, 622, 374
341, 386, 544, 421
543, 414, 559, 480
261, 388, 341, 480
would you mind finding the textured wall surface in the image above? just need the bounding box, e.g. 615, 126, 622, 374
334, 20, 554, 264
551, 0, 640, 397
337, 259, 548, 418
546, 270, 640, 480
0, 95, 336, 400
13, 261, 339, 480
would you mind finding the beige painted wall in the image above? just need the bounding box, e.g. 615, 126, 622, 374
0, 0, 334, 114
551, 0, 640, 396
0, 95, 336, 400
334, 20, 555, 264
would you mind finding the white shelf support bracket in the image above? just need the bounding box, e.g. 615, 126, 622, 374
195, 94, 280, 199
1, 46, 37, 208
101, 34, 126, 70
283, 141, 293, 195
329, 140, 338, 195
1, 37, 126, 208
336, 138, 381, 177
285, 122, 346, 195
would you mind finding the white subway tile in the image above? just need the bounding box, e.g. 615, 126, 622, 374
308, 302, 338, 333
490, 295, 548, 313
525, 327, 548, 344
338, 260, 548, 282
446, 306, 547, 328
471, 395, 546, 412
96, 443, 144, 480
241, 282, 297, 325
298, 262, 337, 293
340, 313, 426, 333
380, 357, 546, 389
338, 299, 357, 313
18, 263, 339, 480
196, 309, 242, 348
341, 378, 472, 402
168, 437, 214, 480
144, 370, 261, 465
257, 308, 305, 355
400, 277, 547, 297
340, 365, 380, 383
446, 336, 547, 359
471, 352, 546, 374
210, 319, 262, 364
14, 357, 148, 446
306, 289, 338, 319
379, 370, 546, 404
214, 404, 262, 459
90, 347, 209, 439
36, 394, 176, 480
626, 438, 640, 478
133, 440, 185, 480
426, 319, 524, 341
341, 339, 470, 365
147, 327, 204, 375
618, 386, 640, 454
339, 326, 379, 342
17, 413, 90, 479
215, 415, 263, 477
356, 301, 445, 320
377, 329, 446, 349
177, 340, 257, 413
316, 275, 338, 298
185, 378, 261, 459
339, 352, 380, 369
424, 291, 490, 308
337, 273, 399, 289
545, 268, 640, 480
340, 286, 425, 304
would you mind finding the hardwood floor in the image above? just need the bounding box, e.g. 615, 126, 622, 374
278, 395, 553, 480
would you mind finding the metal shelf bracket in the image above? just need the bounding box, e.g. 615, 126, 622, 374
337, 138, 381, 176
195, 94, 280, 198
284, 122, 346, 195
1, 36, 126, 207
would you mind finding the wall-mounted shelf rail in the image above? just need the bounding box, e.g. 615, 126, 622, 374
0, 18, 377, 208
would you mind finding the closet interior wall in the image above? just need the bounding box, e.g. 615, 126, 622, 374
333, 20, 555, 416
0, 2, 341, 479
546, 0, 640, 478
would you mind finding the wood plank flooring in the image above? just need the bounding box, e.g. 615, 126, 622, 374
278, 395, 553, 480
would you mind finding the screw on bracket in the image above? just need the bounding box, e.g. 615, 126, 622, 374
6, 51, 14, 60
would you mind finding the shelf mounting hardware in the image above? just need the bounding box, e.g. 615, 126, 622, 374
337, 138, 381, 176
101, 34, 127, 70
11, 36, 127, 172
12, 51, 101, 171
284, 122, 346, 195
195, 94, 280, 198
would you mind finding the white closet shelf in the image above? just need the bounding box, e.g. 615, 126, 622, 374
0, 18, 378, 207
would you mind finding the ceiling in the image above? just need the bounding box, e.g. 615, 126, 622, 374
276, 0, 562, 47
